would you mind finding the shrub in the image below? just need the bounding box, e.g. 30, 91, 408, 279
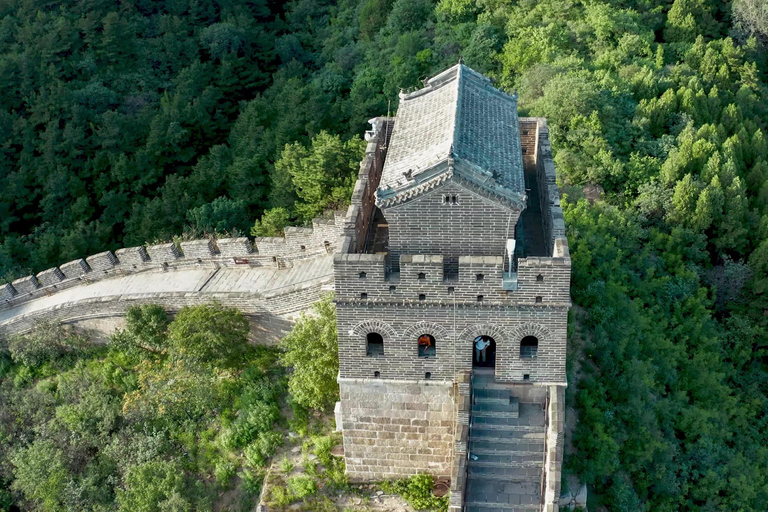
268, 484, 291, 507
240, 468, 264, 494
243, 431, 283, 467
287, 476, 317, 500
214, 461, 236, 486
279, 296, 339, 411
8, 322, 87, 367
383, 474, 448, 511
280, 458, 295, 474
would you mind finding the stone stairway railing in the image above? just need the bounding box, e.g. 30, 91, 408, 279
449, 370, 472, 512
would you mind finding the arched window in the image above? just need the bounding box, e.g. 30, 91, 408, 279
520, 336, 538, 358
418, 334, 436, 358
367, 332, 384, 356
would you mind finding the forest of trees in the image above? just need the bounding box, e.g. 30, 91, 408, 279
1, 0, 768, 510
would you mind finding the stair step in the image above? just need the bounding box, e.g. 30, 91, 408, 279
468, 465, 542, 482
470, 448, 544, 459
465, 502, 540, 512
468, 458, 542, 468
472, 427, 546, 441
474, 388, 511, 405
467, 480, 540, 497
472, 401, 520, 418
470, 438, 544, 451
472, 417, 546, 430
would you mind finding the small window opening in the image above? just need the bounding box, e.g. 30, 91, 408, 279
359, 272, 367, 279
452, 195, 458, 205
523, 130, 529, 135
419, 294, 426, 301
536, 274, 544, 282
361, 293, 368, 300
424, 372, 432, 379
522, 147, 528, 154
374, 371, 380, 378
476, 273, 484, 282
272, 256, 277, 263
523, 374, 530, 381
300, 245, 306, 251
447, 286, 455, 294
389, 285, 396, 293
367, 332, 384, 357
418, 272, 426, 280
520, 336, 538, 359
477, 295, 484, 302
535, 296, 542, 303
418, 334, 436, 358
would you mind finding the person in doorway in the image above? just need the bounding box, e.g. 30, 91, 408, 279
475, 336, 490, 363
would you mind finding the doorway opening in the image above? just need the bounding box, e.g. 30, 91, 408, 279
473, 335, 496, 368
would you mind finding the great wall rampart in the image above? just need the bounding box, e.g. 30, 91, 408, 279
0, 213, 346, 344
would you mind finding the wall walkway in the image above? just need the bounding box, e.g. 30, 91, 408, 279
0, 213, 343, 344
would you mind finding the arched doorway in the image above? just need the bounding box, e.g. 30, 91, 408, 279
473, 335, 496, 368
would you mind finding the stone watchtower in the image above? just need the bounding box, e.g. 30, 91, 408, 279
334, 64, 570, 512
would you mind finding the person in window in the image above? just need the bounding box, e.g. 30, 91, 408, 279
418, 334, 433, 356
475, 336, 490, 363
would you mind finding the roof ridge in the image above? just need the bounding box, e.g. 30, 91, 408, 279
451, 64, 463, 163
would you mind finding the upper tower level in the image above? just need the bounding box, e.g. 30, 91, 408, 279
374, 65, 527, 268
377, 64, 525, 211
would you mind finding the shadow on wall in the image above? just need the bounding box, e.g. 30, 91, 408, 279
53, 311, 295, 347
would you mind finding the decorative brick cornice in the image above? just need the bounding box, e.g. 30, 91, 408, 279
402, 321, 451, 341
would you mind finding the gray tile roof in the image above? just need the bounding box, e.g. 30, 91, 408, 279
377, 64, 525, 209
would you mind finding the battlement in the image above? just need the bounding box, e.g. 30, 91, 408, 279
334, 252, 570, 307
1, 212, 345, 311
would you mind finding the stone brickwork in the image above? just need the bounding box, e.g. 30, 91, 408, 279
334, 253, 570, 308
449, 371, 471, 512
339, 378, 455, 480
543, 385, 565, 512
1, 211, 346, 314
335, 302, 567, 384
384, 183, 521, 270
334, 65, 570, 507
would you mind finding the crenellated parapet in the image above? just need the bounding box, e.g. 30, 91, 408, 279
1, 212, 345, 312
520, 117, 568, 258
338, 117, 394, 255
334, 252, 570, 307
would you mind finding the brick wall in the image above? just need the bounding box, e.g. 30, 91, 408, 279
336, 302, 567, 385
0, 279, 331, 344
384, 184, 520, 270
339, 378, 455, 481
334, 253, 570, 309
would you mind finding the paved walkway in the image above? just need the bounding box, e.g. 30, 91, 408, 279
0, 255, 333, 324
465, 372, 545, 512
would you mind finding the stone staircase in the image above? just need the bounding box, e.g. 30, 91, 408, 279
465, 372, 545, 512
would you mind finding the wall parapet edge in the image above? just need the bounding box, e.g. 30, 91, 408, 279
1, 211, 345, 312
